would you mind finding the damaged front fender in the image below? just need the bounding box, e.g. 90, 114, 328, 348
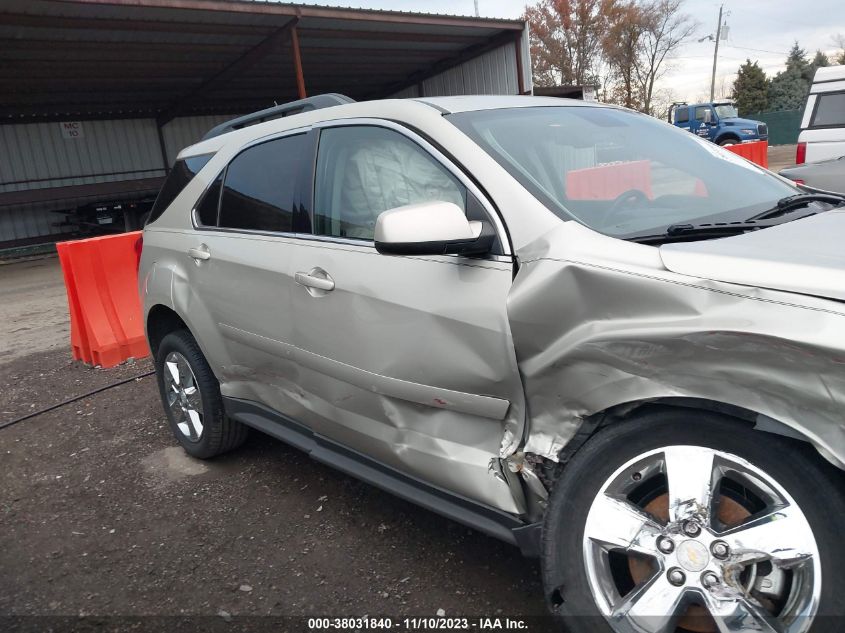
508, 221, 845, 470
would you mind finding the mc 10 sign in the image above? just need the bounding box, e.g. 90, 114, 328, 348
59, 121, 84, 139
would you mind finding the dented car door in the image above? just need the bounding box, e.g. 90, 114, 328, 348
284, 122, 526, 512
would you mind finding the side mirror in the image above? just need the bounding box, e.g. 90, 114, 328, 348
703, 109, 713, 125
374, 201, 494, 257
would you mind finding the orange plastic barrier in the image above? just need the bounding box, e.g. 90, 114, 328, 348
724, 140, 769, 169
566, 160, 653, 200
56, 231, 149, 368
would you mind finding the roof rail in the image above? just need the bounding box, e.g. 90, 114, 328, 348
202, 94, 355, 140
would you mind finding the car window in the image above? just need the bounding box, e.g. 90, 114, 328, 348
675, 108, 689, 124
196, 171, 223, 226
147, 154, 213, 226
218, 134, 305, 232
811, 92, 845, 128
448, 106, 799, 238
714, 104, 738, 118
694, 106, 709, 122
313, 126, 466, 240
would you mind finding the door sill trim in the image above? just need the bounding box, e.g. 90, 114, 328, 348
223, 396, 530, 550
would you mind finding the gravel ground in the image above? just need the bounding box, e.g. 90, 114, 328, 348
768, 144, 797, 173
0, 256, 547, 628
0, 256, 70, 364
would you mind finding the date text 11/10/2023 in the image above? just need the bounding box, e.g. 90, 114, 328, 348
307, 617, 530, 630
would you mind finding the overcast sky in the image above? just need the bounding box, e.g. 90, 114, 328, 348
298, 0, 845, 103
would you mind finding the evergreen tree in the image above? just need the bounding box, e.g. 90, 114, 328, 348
805, 50, 830, 83
768, 42, 811, 111
786, 43, 810, 75
732, 59, 769, 116
812, 50, 830, 67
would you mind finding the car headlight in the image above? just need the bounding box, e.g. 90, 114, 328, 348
740, 128, 756, 135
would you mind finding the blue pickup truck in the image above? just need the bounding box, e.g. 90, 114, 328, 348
668, 101, 768, 146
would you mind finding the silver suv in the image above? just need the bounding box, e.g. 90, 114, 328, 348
140, 95, 845, 632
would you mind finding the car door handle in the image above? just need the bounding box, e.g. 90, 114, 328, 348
295, 271, 335, 291
188, 246, 211, 261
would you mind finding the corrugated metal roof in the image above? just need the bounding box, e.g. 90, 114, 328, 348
6, 0, 521, 23
236, 0, 505, 21
1, 0, 524, 123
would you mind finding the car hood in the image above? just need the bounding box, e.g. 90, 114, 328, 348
721, 117, 762, 128
660, 209, 845, 301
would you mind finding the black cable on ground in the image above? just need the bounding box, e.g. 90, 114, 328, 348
0, 370, 156, 431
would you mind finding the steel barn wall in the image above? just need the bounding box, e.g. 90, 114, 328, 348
0, 114, 233, 244
1, 37, 531, 245
390, 38, 531, 98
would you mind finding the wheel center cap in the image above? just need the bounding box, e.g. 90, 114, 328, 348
676, 540, 709, 572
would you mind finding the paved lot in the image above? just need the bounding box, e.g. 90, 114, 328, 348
0, 257, 545, 625
0, 256, 70, 364
768, 144, 797, 173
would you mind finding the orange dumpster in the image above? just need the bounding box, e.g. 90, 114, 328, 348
566, 160, 654, 200
724, 140, 768, 169
56, 231, 149, 368
56, 244, 91, 363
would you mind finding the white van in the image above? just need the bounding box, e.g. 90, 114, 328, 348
796, 64, 845, 164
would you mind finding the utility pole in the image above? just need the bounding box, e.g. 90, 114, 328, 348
709, 4, 723, 102
474, 0, 479, 17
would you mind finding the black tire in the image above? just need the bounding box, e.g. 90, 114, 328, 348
717, 138, 738, 146
155, 329, 247, 459
541, 407, 845, 633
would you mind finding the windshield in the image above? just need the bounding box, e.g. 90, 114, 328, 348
448, 106, 797, 238
714, 103, 739, 119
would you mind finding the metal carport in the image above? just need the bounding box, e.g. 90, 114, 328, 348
0, 0, 531, 247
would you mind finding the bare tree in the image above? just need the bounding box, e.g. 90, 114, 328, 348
631, 0, 697, 115
602, 0, 649, 109
715, 74, 733, 100
649, 86, 678, 120
833, 33, 845, 64
525, 0, 696, 114
525, 0, 619, 87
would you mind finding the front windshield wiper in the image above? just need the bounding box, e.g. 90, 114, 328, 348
746, 193, 845, 221
630, 193, 845, 244
629, 222, 769, 244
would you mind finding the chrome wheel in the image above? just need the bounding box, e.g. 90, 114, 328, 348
162, 351, 204, 442
583, 446, 820, 633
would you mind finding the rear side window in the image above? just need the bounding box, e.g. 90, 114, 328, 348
147, 154, 212, 225
196, 172, 223, 226
811, 92, 845, 128
694, 106, 709, 122
675, 108, 689, 124
218, 134, 305, 232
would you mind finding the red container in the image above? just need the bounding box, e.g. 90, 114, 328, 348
724, 140, 769, 169
56, 231, 150, 368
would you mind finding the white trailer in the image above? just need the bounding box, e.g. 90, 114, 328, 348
797, 65, 845, 164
